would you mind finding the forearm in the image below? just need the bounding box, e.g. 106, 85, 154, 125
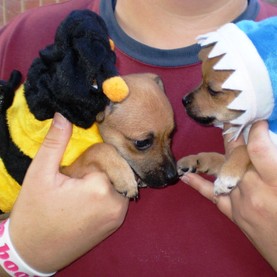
0, 219, 10, 277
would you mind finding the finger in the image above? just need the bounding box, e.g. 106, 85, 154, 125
30, 113, 72, 175
247, 121, 277, 183
180, 173, 232, 218
181, 173, 215, 201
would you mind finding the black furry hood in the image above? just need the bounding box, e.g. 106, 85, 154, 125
24, 9, 119, 128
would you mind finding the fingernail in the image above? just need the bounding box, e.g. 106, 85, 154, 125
181, 174, 190, 184
53, 113, 68, 130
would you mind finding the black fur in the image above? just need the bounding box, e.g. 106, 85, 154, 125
0, 70, 32, 186
0, 10, 121, 213
24, 9, 118, 128
0, 70, 21, 113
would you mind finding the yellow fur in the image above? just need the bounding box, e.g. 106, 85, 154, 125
0, 160, 21, 213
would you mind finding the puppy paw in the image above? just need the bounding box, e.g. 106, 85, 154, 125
177, 152, 223, 176
115, 178, 139, 199
109, 165, 139, 199
214, 175, 239, 195
177, 155, 199, 176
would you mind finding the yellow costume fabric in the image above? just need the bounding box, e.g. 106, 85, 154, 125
0, 85, 103, 212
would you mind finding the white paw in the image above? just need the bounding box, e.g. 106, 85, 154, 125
214, 176, 239, 195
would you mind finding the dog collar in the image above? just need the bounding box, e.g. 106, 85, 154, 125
197, 17, 277, 142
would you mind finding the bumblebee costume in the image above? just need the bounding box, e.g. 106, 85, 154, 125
0, 10, 128, 213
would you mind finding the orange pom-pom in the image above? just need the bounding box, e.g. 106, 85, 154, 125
102, 76, 129, 102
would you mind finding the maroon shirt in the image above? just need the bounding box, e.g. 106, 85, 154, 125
1, 0, 277, 276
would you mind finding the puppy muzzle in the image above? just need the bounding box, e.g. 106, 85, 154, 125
143, 161, 178, 188
182, 94, 215, 125
182, 94, 193, 108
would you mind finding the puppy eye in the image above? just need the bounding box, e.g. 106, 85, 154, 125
134, 138, 153, 151
207, 86, 219, 96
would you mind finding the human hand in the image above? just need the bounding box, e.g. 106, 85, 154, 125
6, 113, 129, 274
180, 121, 277, 271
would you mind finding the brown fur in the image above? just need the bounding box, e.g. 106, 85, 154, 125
178, 46, 251, 194
62, 73, 177, 198
184, 45, 243, 125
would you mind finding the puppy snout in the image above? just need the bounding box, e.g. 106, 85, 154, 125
164, 163, 178, 185
144, 159, 178, 188
182, 94, 193, 108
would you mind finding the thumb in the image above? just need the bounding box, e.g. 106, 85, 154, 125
30, 113, 72, 175
247, 121, 277, 184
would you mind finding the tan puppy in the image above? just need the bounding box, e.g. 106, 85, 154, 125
178, 18, 277, 194
62, 73, 177, 198
178, 45, 250, 195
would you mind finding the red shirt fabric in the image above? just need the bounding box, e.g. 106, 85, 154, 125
1, 0, 277, 276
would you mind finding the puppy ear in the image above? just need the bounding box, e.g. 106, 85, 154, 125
96, 111, 105, 123
96, 102, 114, 123
153, 75, 165, 92
144, 73, 165, 92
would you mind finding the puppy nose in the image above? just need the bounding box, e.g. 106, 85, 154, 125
182, 95, 192, 107
165, 165, 179, 185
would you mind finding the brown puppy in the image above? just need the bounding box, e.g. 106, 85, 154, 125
178, 18, 277, 194
178, 45, 250, 195
62, 73, 177, 198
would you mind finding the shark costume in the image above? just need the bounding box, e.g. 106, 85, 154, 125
197, 16, 277, 142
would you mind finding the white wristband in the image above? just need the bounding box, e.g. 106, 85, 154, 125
0, 219, 56, 277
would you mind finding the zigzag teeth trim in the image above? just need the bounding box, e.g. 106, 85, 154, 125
230, 112, 251, 125
222, 126, 238, 135
222, 71, 248, 91
196, 32, 217, 47
227, 91, 249, 110
213, 54, 236, 71
223, 125, 244, 141
208, 42, 226, 58
196, 35, 208, 46
231, 127, 244, 141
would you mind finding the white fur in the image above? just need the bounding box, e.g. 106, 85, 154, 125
214, 175, 240, 195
